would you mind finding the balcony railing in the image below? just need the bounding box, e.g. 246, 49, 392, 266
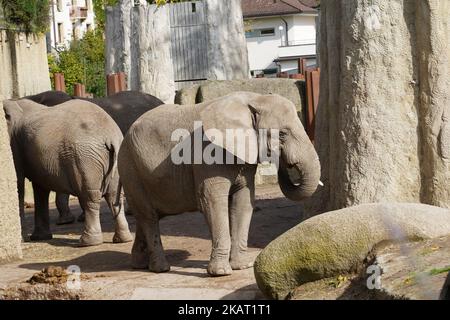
70, 7, 88, 20
280, 39, 316, 47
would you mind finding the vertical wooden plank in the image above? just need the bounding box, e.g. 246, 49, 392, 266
306, 70, 315, 142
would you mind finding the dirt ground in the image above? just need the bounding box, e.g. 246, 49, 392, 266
0, 185, 308, 300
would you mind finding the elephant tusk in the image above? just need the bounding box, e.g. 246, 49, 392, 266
319, 180, 324, 187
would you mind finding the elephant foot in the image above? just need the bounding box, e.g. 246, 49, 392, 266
30, 231, 53, 241
207, 259, 233, 277
113, 230, 133, 243
79, 232, 103, 247
56, 213, 76, 225
148, 255, 170, 273
230, 254, 255, 270
77, 212, 86, 222
132, 251, 149, 269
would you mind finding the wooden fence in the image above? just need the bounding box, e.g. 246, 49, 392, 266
276, 58, 320, 142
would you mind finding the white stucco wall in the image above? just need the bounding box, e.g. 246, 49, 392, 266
49, 0, 95, 50
245, 14, 317, 74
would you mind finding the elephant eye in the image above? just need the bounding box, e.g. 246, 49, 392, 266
279, 130, 288, 141
4, 113, 10, 121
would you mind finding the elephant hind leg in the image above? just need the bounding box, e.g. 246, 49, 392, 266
30, 183, 52, 241
131, 223, 149, 269
78, 190, 103, 247
139, 213, 170, 273
55, 193, 76, 225
128, 192, 169, 272
104, 183, 132, 244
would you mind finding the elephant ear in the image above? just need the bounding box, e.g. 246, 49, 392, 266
200, 97, 259, 164
3, 100, 23, 123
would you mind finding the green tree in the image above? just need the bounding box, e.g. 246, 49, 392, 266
0, 0, 49, 34
49, 30, 106, 97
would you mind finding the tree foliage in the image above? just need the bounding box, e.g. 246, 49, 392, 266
0, 0, 49, 34
49, 30, 106, 97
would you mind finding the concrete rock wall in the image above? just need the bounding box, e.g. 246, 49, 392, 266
311, 0, 450, 213
205, 0, 250, 80
0, 102, 22, 263
105, 0, 249, 102
0, 31, 51, 101
106, 1, 175, 103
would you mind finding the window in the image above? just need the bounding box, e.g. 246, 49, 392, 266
57, 23, 64, 43
191, 2, 196, 13
72, 23, 77, 40
245, 28, 275, 38
86, 23, 92, 31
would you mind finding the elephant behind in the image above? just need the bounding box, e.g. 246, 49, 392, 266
3, 99, 132, 246
24, 90, 165, 224
118, 91, 321, 276
25, 90, 165, 135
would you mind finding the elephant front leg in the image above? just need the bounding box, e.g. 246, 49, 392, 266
55, 193, 76, 225
78, 190, 103, 246
30, 183, 52, 241
199, 180, 233, 276
229, 185, 255, 270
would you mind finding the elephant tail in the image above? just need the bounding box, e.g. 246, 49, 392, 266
103, 140, 119, 193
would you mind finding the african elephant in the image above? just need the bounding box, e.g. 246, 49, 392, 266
118, 92, 321, 276
3, 99, 132, 246
24, 90, 165, 225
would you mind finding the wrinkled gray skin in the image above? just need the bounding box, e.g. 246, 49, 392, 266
25, 90, 164, 225
3, 99, 133, 246
118, 92, 321, 276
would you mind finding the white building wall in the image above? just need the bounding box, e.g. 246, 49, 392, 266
49, 0, 95, 51
245, 14, 317, 75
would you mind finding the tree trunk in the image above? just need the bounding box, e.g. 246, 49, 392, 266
310, 0, 450, 213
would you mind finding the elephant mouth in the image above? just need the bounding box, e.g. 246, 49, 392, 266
285, 164, 324, 188
286, 165, 303, 186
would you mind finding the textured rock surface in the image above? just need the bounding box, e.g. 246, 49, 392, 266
254, 203, 450, 300
0, 31, 51, 101
106, 2, 175, 103
204, 0, 249, 80
312, 0, 450, 213
0, 102, 22, 263
372, 236, 450, 300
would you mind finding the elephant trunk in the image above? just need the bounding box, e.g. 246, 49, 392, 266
278, 144, 321, 202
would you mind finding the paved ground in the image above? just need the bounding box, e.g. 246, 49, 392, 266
0, 185, 308, 300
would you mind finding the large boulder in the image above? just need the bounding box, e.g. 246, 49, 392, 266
0, 102, 22, 263
175, 79, 306, 124
254, 203, 450, 299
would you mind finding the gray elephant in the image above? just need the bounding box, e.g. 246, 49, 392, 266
118, 92, 321, 276
3, 98, 132, 246
24, 90, 165, 225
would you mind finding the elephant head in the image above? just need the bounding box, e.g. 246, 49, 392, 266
200, 91, 321, 201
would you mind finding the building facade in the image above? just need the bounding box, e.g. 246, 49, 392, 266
242, 0, 318, 77
48, 0, 96, 51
